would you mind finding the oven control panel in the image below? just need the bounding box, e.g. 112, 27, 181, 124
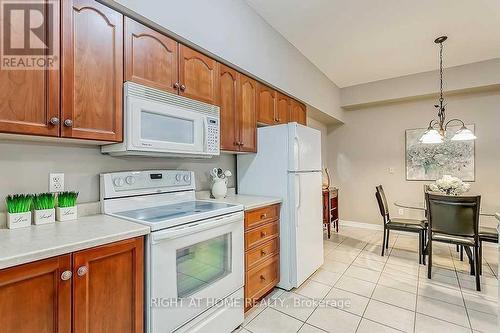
101, 170, 195, 198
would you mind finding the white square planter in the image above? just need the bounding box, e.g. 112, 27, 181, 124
34, 208, 55, 225
7, 212, 32, 229
56, 206, 77, 222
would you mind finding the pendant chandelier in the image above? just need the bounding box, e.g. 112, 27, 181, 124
419, 36, 476, 144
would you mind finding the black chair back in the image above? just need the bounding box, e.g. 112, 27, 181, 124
375, 185, 389, 223
425, 193, 480, 239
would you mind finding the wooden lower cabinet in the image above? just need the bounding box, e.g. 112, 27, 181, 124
0, 237, 144, 333
244, 204, 280, 311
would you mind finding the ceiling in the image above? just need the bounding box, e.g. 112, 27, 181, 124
245, 0, 500, 88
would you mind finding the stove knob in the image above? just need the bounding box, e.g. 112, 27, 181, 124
183, 174, 191, 183
125, 176, 136, 185
175, 174, 182, 182
113, 177, 124, 187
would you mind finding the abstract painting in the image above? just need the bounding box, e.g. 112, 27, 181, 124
405, 124, 475, 181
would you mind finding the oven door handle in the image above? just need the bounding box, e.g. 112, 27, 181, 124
151, 212, 243, 243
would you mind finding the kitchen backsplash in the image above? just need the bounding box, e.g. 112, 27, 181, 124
0, 140, 236, 212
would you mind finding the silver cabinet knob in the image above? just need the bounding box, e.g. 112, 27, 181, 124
64, 119, 73, 127
77, 266, 88, 277
180, 84, 186, 91
49, 117, 60, 125
61, 270, 72, 281
173, 82, 180, 89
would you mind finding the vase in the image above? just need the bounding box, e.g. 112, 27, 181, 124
211, 178, 228, 199
34, 208, 56, 225
56, 206, 77, 222
7, 211, 31, 229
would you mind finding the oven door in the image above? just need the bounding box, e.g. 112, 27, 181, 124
148, 212, 244, 333
129, 97, 207, 154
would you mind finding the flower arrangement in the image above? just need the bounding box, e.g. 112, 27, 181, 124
56, 191, 79, 222
428, 175, 470, 196
33, 193, 56, 225
5, 194, 33, 229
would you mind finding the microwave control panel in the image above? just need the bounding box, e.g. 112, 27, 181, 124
207, 117, 220, 154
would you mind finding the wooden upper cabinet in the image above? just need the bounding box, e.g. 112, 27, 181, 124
179, 45, 219, 105
257, 83, 277, 125
238, 74, 257, 152
218, 65, 239, 151
73, 237, 144, 333
290, 99, 307, 125
0, 0, 60, 137
276, 93, 290, 125
124, 17, 179, 93
62, 0, 123, 142
0, 255, 71, 333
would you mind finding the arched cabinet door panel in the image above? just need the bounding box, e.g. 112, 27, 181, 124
239, 74, 257, 153
62, 0, 123, 142
276, 92, 290, 125
290, 99, 307, 125
124, 17, 179, 94
257, 83, 277, 125
179, 44, 219, 105
219, 65, 239, 151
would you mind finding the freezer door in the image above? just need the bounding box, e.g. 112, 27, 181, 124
288, 124, 322, 172
288, 172, 324, 287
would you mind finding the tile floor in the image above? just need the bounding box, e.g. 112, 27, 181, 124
239, 225, 499, 333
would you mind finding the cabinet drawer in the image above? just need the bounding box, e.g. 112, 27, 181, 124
245, 220, 279, 250
245, 204, 279, 229
246, 238, 279, 270
245, 254, 279, 302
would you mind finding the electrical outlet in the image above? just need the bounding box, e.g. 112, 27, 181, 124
398, 208, 404, 216
49, 173, 64, 193
389, 167, 395, 174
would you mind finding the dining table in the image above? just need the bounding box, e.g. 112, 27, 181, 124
394, 201, 500, 217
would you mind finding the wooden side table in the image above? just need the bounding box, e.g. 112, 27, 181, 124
323, 188, 339, 238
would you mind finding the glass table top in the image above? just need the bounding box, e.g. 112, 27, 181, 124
394, 201, 499, 217
114, 201, 238, 223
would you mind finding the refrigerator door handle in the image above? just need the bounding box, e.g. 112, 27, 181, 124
295, 174, 302, 210
294, 136, 301, 170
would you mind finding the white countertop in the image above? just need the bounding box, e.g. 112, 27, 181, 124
196, 191, 282, 211
0, 214, 150, 270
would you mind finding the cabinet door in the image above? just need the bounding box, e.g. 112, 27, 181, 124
179, 45, 219, 105
61, 0, 123, 142
290, 99, 307, 125
257, 83, 277, 125
0, 255, 71, 333
276, 93, 290, 125
219, 65, 239, 151
0, 0, 60, 137
124, 17, 179, 94
238, 74, 257, 152
73, 237, 144, 333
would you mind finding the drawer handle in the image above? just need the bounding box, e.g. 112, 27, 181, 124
260, 231, 267, 238
260, 274, 266, 282
260, 213, 267, 219
77, 266, 88, 277
260, 250, 267, 257
60, 270, 72, 281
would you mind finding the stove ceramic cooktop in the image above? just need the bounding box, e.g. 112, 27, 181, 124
112, 200, 242, 231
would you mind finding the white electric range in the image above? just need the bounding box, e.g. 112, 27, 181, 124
100, 170, 244, 333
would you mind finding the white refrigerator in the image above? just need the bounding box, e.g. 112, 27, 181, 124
237, 123, 324, 290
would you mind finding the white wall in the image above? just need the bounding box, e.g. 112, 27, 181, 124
0, 141, 235, 212
110, 0, 344, 122
327, 90, 500, 228
306, 116, 328, 168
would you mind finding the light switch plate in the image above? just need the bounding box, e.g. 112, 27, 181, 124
398, 208, 404, 216
389, 167, 395, 174
49, 173, 64, 193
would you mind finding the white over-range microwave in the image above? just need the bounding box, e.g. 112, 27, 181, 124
102, 82, 220, 158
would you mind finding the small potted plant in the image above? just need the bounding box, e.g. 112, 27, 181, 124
33, 193, 56, 225
6, 194, 33, 229
56, 191, 78, 222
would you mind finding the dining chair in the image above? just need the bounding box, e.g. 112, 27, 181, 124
375, 185, 427, 264
425, 192, 482, 291
478, 227, 499, 275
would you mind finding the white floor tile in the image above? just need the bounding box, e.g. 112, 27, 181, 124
416, 296, 470, 328
378, 272, 418, 294
363, 299, 415, 332
245, 307, 303, 333
344, 265, 382, 283
270, 291, 317, 322
294, 280, 331, 299
307, 306, 361, 333
371, 284, 417, 310
334, 275, 376, 298
321, 260, 350, 274
310, 268, 342, 286
467, 308, 499, 333
326, 287, 369, 316
418, 280, 465, 306
462, 292, 499, 315
352, 257, 386, 271
414, 313, 472, 333
356, 319, 402, 333
298, 323, 328, 333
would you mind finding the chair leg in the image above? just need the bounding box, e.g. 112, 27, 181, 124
456, 244, 459, 252
418, 231, 422, 264
464, 246, 475, 276
427, 238, 432, 279
460, 245, 464, 261
479, 241, 483, 276
386, 230, 390, 249
381, 228, 386, 257
422, 230, 426, 265
327, 222, 331, 239
474, 245, 481, 292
